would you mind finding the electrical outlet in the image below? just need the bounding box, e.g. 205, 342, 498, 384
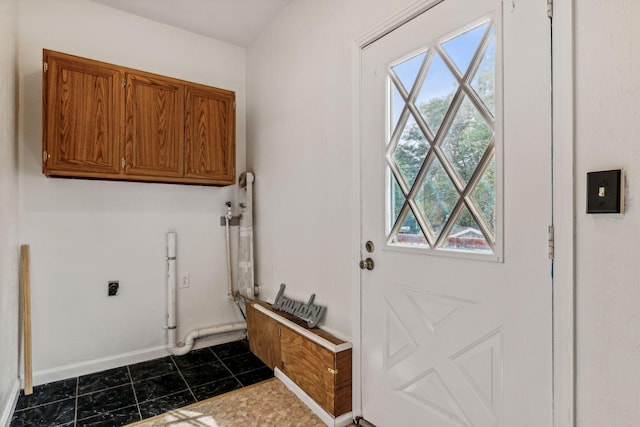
108, 281, 119, 296
180, 273, 190, 289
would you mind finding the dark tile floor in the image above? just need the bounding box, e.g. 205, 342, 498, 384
11, 340, 273, 427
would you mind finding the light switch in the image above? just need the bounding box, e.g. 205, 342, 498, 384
586, 169, 624, 214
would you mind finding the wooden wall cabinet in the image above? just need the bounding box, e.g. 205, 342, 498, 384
42, 49, 235, 186
247, 301, 352, 418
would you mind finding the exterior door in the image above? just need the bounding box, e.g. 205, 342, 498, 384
359, 0, 552, 426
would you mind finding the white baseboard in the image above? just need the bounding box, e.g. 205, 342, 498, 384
31, 345, 170, 387
274, 368, 353, 427
30, 331, 246, 387
1, 380, 19, 427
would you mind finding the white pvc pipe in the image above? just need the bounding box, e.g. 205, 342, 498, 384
238, 172, 256, 299
166, 231, 247, 356
167, 232, 177, 348
225, 204, 234, 300
246, 172, 255, 298
169, 322, 247, 356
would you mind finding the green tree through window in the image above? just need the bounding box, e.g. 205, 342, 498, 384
388, 21, 496, 252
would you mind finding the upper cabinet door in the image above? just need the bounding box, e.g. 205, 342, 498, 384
43, 51, 123, 176
124, 72, 184, 178
184, 83, 235, 184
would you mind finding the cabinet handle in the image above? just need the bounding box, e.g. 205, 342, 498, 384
121, 158, 126, 169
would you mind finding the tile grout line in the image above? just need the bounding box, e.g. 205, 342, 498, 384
73, 377, 79, 427
170, 356, 198, 403
12, 341, 263, 427
214, 352, 245, 388
127, 365, 143, 422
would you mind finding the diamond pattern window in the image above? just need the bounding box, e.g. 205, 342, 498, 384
386, 18, 497, 254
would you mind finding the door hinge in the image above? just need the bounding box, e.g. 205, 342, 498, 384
42, 150, 50, 162
121, 158, 126, 169
548, 225, 554, 260
327, 367, 338, 375
43, 62, 48, 73
122, 79, 126, 88
547, 0, 553, 19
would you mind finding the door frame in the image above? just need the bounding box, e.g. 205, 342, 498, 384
349, 0, 575, 425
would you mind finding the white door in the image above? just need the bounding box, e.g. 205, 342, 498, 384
359, 0, 552, 426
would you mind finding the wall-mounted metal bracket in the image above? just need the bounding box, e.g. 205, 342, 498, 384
220, 216, 241, 226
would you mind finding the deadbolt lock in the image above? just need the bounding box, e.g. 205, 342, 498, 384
365, 240, 375, 253
359, 258, 375, 271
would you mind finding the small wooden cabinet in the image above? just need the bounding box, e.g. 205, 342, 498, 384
247, 301, 352, 418
42, 49, 235, 186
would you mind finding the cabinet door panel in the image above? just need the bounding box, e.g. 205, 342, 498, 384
247, 303, 281, 370
185, 84, 235, 184
44, 53, 122, 176
125, 73, 184, 177
280, 326, 336, 414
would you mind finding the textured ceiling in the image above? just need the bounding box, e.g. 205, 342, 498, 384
88, 0, 292, 47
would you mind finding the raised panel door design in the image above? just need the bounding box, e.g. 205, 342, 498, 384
184, 84, 235, 184
124, 73, 184, 177
43, 51, 122, 176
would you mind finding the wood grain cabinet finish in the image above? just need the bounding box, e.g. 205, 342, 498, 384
42, 51, 123, 177
246, 301, 352, 417
246, 301, 281, 370
280, 326, 352, 417
42, 50, 235, 186
124, 72, 184, 178
185, 83, 235, 183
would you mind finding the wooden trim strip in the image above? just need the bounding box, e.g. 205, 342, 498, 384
20, 245, 33, 395
253, 304, 352, 353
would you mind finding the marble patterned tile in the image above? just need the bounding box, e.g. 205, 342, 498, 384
171, 347, 218, 371
14, 377, 77, 410
180, 360, 234, 388
10, 397, 75, 427
211, 339, 250, 360
133, 372, 189, 403
191, 377, 243, 401
138, 390, 196, 419
221, 352, 268, 375
128, 356, 177, 382
236, 366, 274, 387
76, 383, 136, 420
75, 404, 141, 427
78, 366, 131, 394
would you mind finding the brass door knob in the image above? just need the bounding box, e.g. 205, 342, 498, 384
359, 258, 375, 270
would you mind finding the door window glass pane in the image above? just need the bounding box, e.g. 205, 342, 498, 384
386, 17, 497, 255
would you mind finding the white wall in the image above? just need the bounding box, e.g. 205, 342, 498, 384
18, 0, 247, 383
247, 0, 418, 338
248, 0, 640, 423
0, 0, 20, 422
575, 1, 640, 425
